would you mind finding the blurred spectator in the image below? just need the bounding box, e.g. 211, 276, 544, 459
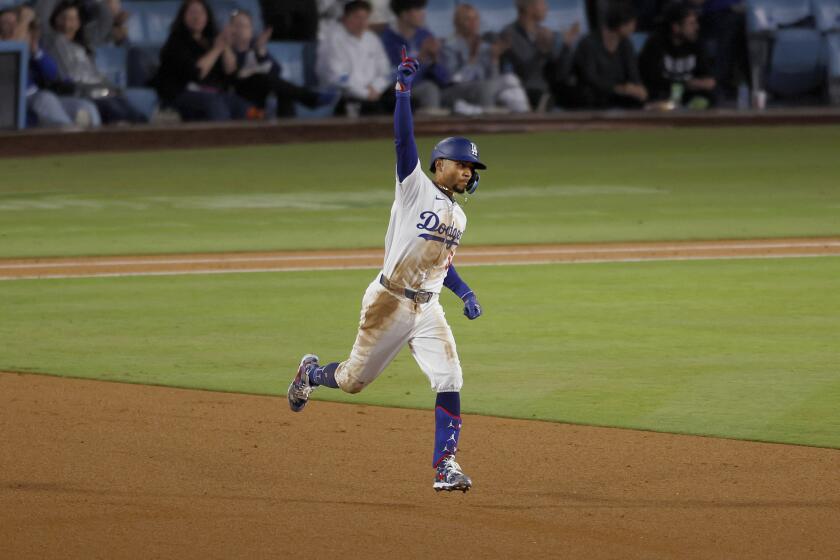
25, 16, 103, 127
442, 4, 529, 113
36, 0, 117, 47
696, 0, 749, 100
155, 0, 252, 122
229, 9, 334, 117
106, 0, 129, 45
316, 0, 393, 116
571, 0, 647, 108
44, 0, 146, 123
500, 0, 581, 111
0, 6, 97, 127
261, 0, 318, 41
319, 0, 391, 34
380, 0, 450, 111
639, 2, 715, 108
1, 6, 25, 40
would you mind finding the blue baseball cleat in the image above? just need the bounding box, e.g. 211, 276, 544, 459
287, 354, 320, 412
434, 456, 472, 493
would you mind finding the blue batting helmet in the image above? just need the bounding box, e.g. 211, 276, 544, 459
429, 137, 487, 194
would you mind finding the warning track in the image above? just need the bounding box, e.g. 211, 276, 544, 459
1, 237, 839, 280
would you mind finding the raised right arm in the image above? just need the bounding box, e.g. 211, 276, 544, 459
394, 47, 420, 183
394, 91, 418, 182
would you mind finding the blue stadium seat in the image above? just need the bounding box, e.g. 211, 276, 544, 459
829, 32, 840, 71
746, 0, 813, 34
265, 40, 336, 118
208, 0, 264, 27
231, 0, 262, 21
123, 1, 180, 44
812, 0, 840, 33
95, 45, 128, 88
630, 31, 647, 53
827, 32, 840, 103
765, 28, 826, 96
266, 41, 305, 86
546, 0, 588, 36
477, 0, 517, 34
426, 0, 456, 39
207, 0, 239, 26
123, 87, 159, 120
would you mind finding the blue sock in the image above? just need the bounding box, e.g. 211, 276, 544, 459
433, 392, 461, 468
308, 362, 340, 388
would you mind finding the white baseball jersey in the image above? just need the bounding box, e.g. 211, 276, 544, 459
332, 159, 466, 395
382, 160, 467, 292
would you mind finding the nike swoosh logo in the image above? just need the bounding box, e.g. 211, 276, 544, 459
435, 196, 446, 201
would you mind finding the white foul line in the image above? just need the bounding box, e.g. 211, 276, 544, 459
1, 240, 839, 270
0, 252, 837, 281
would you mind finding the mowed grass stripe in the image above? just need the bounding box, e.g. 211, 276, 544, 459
1, 258, 838, 448
2, 126, 840, 258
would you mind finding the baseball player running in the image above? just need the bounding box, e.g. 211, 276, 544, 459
286, 47, 485, 493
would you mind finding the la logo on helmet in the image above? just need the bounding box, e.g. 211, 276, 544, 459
470, 143, 478, 157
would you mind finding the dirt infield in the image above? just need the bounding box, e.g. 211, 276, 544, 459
1, 372, 839, 559
2, 237, 840, 279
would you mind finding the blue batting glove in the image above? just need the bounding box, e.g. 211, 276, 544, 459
463, 292, 482, 320
396, 45, 419, 92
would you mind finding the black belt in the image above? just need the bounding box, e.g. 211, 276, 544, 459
379, 274, 434, 304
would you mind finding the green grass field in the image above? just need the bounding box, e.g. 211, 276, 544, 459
2, 259, 839, 447
2, 126, 839, 448
1, 126, 839, 257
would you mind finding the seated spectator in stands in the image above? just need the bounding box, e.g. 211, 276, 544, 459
107, 0, 130, 45
442, 3, 530, 113
316, 0, 393, 116
318, 0, 392, 35
229, 9, 334, 118
23, 14, 102, 127
639, 2, 715, 108
155, 0, 252, 122
1, 7, 21, 40
500, 0, 581, 111
44, 0, 146, 123
697, 0, 749, 100
571, 0, 647, 109
36, 0, 118, 47
380, 0, 450, 111
262, 0, 318, 41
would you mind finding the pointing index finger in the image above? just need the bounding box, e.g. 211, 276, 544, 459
401, 45, 407, 62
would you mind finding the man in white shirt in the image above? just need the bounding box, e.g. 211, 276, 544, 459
316, 0, 395, 115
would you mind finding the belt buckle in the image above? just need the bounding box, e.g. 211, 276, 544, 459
413, 291, 432, 304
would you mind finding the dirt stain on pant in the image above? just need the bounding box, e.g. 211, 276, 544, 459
336, 290, 401, 394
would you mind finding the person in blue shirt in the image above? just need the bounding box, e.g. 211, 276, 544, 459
0, 7, 101, 127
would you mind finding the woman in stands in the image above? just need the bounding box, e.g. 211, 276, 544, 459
44, 0, 147, 124
228, 10, 335, 118
154, 0, 252, 121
